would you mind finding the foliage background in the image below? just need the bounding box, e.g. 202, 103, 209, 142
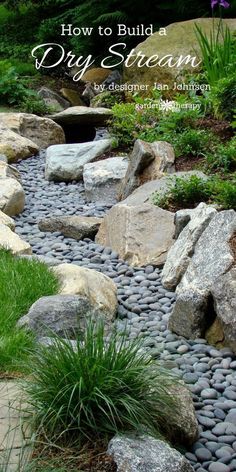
0, 0, 236, 62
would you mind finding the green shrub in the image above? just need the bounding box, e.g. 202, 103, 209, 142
152, 175, 236, 210
209, 74, 236, 121
206, 138, 236, 172
109, 102, 136, 147
210, 178, 236, 210
110, 101, 202, 148
25, 320, 178, 446
20, 96, 53, 115
172, 129, 219, 157
0, 67, 29, 105
0, 59, 36, 76
153, 175, 211, 209
0, 249, 60, 371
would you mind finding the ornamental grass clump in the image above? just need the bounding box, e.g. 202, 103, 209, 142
25, 320, 178, 446
195, 0, 234, 85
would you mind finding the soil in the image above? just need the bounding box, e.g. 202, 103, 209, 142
195, 117, 233, 141
31, 441, 117, 472
175, 154, 205, 172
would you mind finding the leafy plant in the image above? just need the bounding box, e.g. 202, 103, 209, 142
152, 175, 236, 210
173, 129, 219, 157
20, 96, 53, 115
195, 20, 234, 85
209, 74, 236, 121
206, 138, 236, 172
110, 101, 203, 148
0, 67, 29, 105
25, 320, 178, 446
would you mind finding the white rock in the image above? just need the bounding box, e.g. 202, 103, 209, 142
83, 156, 128, 204
0, 178, 25, 216
45, 139, 112, 182
0, 224, 31, 255
0, 210, 15, 230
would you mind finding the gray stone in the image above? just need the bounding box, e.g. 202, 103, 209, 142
83, 157, 129, 204
108, 435, 194, 472
162, 203, 216, 290
174, 208, 194, 239
118, 139, 175, 201
212, 267, 236, 353
208, 464, 230, 472
23, 294, 114, 338
38, 87, 70, 111
167, 382, 199, 446
169, 288, 209, 339
45, 139, 112, 182
195, 448, 212, 461
169, 210, 236, 340
38, 215, 102, 240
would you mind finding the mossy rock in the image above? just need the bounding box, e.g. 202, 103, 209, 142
124, 18, 236, 93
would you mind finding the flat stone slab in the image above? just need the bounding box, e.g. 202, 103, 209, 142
50, 106, 112, 126
38, 215, 102, 240
0, 382, 32, 472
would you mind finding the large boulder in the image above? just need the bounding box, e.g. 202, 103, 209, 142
0, 210, 15, 230
53, 263, 118, 321
108, 435, 194, 472
0, 178, 25, 216
0, 113, 65, 151
38, 215, 102, 240
0, 224, 31, 255
38, 87, 70, 111
50, 106, 112, 126
118, 140, 175, 201
162, 203, 217, 290
124, 18, 236, 90
96, 202, 175, 267
169, 210, 236, 341
83, 156, 129, 204
0, 125, 39, 163
45, 139, 112, 182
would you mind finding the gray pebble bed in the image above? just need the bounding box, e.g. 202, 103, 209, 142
13, 151, 236, 472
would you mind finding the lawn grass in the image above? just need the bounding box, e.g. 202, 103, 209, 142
0, 249, 60, 372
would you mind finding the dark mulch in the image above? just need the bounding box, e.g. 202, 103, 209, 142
30, 441, 117, 472
175, 154, 205, 172
195, 117, 233, 141
93, 150, 128, 163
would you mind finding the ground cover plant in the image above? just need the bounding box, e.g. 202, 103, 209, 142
0, 249, 60, 372
152, 174, 236, 211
